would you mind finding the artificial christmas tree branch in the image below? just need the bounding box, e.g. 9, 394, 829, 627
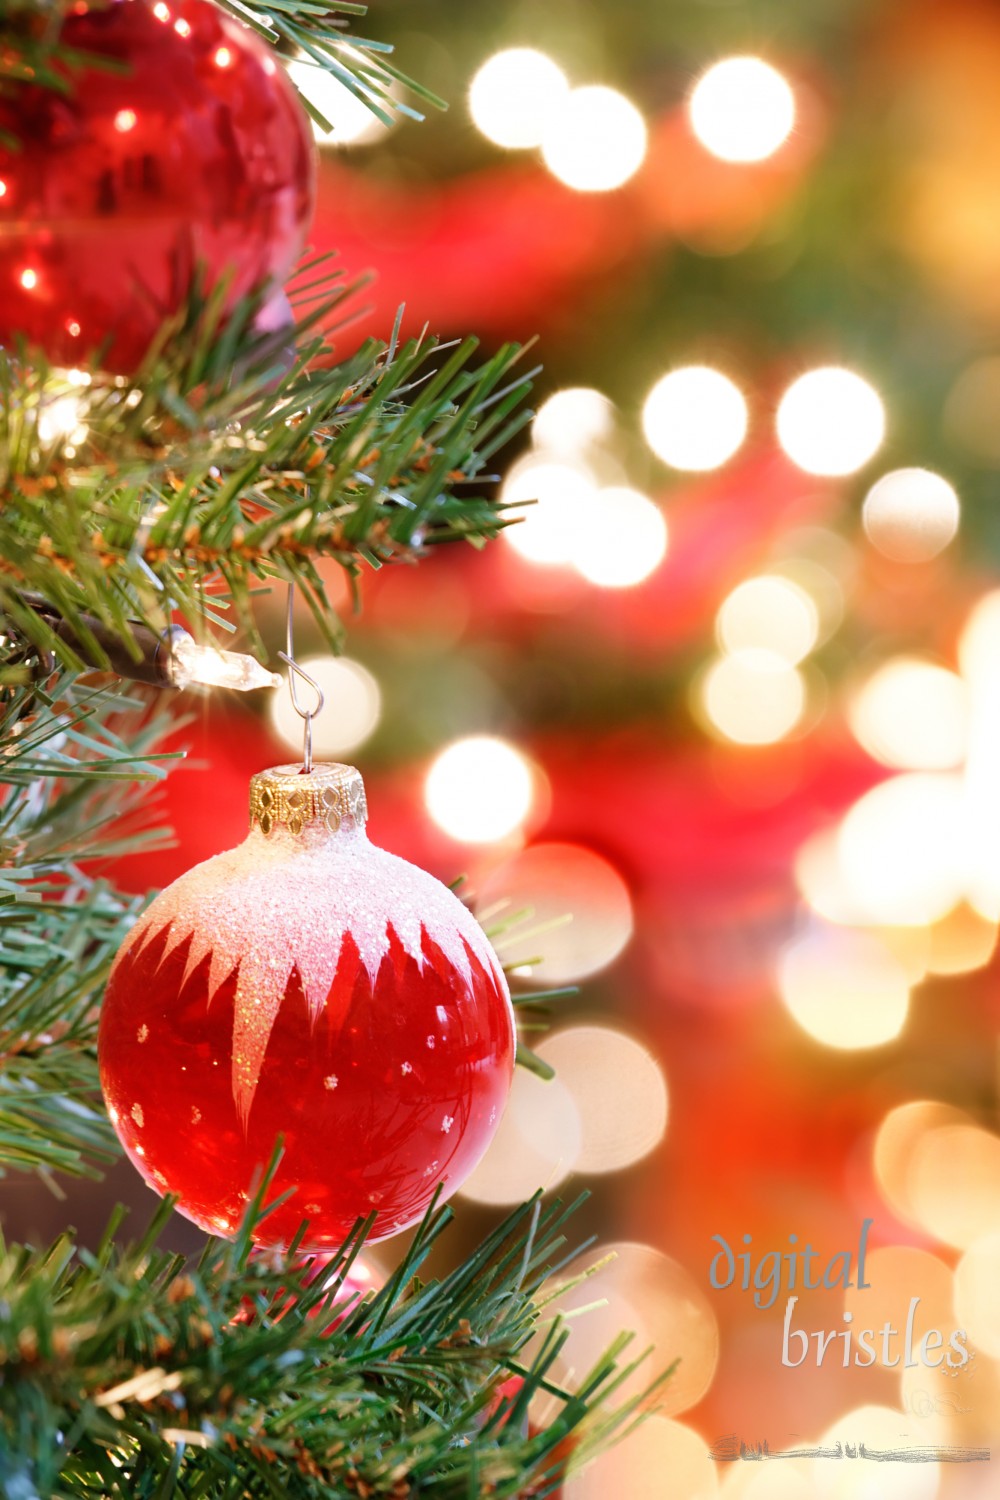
0, 1165, 670, 1497
0, 674, 178, 1179
0, 274, 534, 672
215, 0, 444, 132
0, 0, 435, 140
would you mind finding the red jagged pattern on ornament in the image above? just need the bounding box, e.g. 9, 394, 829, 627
100, 916, 513, 1247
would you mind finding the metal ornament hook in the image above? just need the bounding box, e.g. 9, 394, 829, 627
278, 583, 325, 775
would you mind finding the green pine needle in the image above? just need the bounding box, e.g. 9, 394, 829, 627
0, 269, 534, 672
0, 1162, 671, 1498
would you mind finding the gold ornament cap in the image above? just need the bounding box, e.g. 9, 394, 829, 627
249, 763, 368, 838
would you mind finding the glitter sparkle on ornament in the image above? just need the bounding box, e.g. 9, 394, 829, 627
99, 764, 515, 1248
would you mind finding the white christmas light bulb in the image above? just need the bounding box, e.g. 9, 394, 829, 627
168, 631, 280, 692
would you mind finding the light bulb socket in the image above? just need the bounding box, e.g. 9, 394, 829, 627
8, 596, 275, 693
10, 592, 174, 686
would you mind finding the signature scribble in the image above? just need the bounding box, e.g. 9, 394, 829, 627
710, 1436, 991, 1464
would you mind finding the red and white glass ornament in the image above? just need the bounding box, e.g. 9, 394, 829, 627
0, 0, 315, 372
99, 763, 516, 1247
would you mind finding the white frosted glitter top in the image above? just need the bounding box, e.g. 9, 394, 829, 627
116, 779, 512, 1127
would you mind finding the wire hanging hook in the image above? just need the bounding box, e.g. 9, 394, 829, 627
277, 583, 325, 775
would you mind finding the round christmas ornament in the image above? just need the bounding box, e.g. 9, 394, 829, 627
0, 0, 314, 373
99, 764, 516, 1247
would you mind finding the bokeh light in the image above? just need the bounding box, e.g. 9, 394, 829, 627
535, 1026, 668, 1173
700, 649, 806, 744
425, 736, 534, 843
477, 842, 633, 982
566, 1417, 718, 1500
721, 1465, 812, 1500
778, 923, 911, 1048
873, 1100, 971, 1230
501, 456, 597, 565
806, 1407, 939, 1500
847, 657, 970, 771
836, 772, 968, 926
270, 655, 381, 757
772, 553, 847, 643
457, 1064, 581, 1206
958, 589, 1000, 683
943, 355, 1000, 464
286, 55, 391, 147
895, 1368, 962, 1450
542, 1243, 719, 1416
716, 574, 820, 664
964, 825, 1000, 923
689, 57, 796, 163
907, 1122, 1000, 1249
542, 85, 648, 192
957, 594, 1000, 916
533, 387, 615, 453
926, 903, 997, 975
468, 48, 569, 150
776, 367, 885, 477
882, 926, 933, 982
954, 1232, 1000, 1357
570, 486, 668, 588
794, 845, 935, 975
37, 385, 89, 449
862, 468, 960, 562
842, 1246, 954, 1368
794, 826, 875, 926
642, 366, 748, 471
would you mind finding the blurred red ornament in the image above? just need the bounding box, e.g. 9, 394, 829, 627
242, 289, 299, 386
481, 1375, 528, 1436
235, 1251, 382, 1335
0, 0, 314, 372
99, 763, 515, 1248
